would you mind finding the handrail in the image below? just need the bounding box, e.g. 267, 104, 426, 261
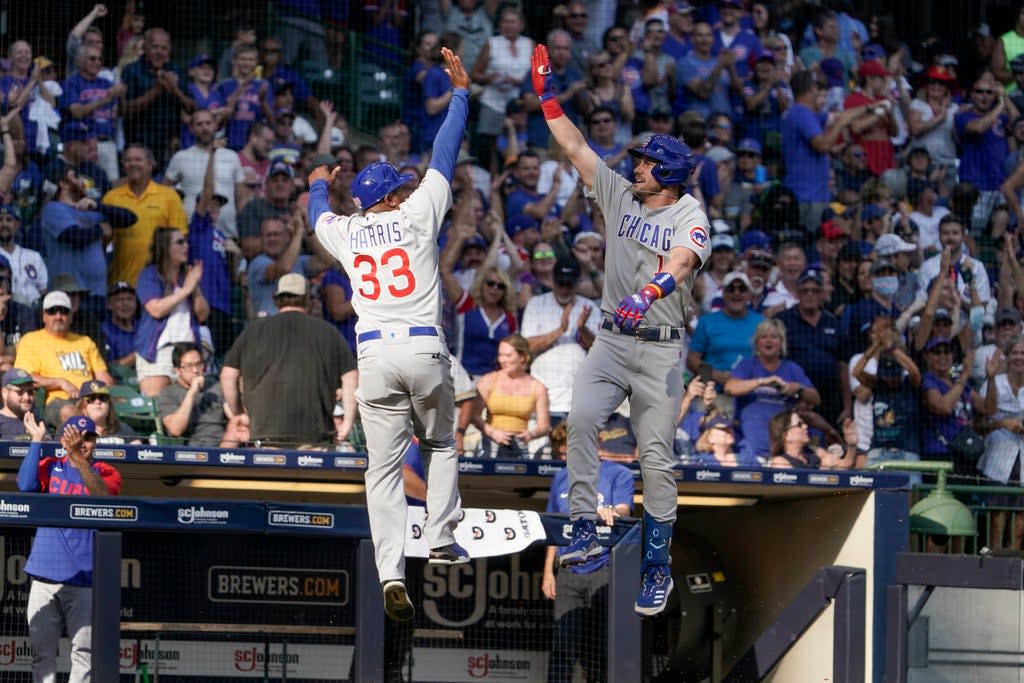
723, 566, 866, 683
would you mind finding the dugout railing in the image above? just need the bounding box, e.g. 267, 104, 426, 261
0, 441, 913, 681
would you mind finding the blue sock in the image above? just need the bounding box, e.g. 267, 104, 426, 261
641, 510, 673, 573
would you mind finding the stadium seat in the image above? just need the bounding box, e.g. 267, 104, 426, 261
106, 385, 165, 439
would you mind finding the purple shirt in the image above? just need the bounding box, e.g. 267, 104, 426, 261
216, 78, 271, 150
921, 372, 973, 459
731, 356, 814, 459
60, 73, 117, 139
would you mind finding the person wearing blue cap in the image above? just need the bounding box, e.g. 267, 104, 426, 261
735, 137, 769, 193
16, 412, 121, 683
778, 266, 845, 425
47, 120, 111, 203
180, 53, 224, 150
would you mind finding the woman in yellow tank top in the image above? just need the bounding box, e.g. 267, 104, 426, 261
473, 334, 551, 458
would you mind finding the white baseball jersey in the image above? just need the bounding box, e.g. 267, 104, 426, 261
1, 244, 47, 306
590, 162, 711, 327
314, 169, 452, 332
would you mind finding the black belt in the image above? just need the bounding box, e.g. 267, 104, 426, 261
357, 326, 438, 343
601, 319, 681, 341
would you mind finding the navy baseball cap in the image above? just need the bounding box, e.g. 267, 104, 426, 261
1, 368, 34, 387
739, 230, 772, 252
862, 204, 886, 221
736, 138, 762, 156
797, 267, 824, 285
506, 214, 540, 237
704, 413, 735, 431
924, 336, 953, 352
79, 379, 109, 397
61, 120, 93, 143
108, 280, 135, 296
461, 235, 488, 252
268, 161, 295, 178
0, 203, 19, 220
189, 54, 216, 70
62, 415, 97, 436
554, 257, 581, 284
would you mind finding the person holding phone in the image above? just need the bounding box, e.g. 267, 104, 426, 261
725, 318, 820, 463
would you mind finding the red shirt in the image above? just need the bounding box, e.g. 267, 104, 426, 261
844, 90, 895, 176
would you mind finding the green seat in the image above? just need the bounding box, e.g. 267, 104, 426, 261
106, 385, 164, 438
108, 364, 139, 388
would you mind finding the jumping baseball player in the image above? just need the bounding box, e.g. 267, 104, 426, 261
307, 47, 470, 623
17, 413, 122, 683
531, 44, 710, 616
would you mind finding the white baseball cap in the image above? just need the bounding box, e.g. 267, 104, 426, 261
275, 273, 307, 297
711, 218, 732, 234
875, 233, 916, 257
711, 234, 736, 251
722, 271, 751, 289
42, 290, 72, 310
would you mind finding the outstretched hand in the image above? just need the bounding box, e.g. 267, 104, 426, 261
531, 44, 556, 101
441, 47, 470, 90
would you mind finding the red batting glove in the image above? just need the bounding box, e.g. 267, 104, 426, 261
531, 44, 564, 120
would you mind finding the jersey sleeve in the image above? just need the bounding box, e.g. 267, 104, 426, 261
590, 162, 633, 223
668, 196, 712, 266
96, 463, 122, 495
401, 169, 452, 240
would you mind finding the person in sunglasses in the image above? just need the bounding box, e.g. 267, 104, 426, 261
13, 290, 115, 429
954, 73, 1016, 230
71, 379, 140, 444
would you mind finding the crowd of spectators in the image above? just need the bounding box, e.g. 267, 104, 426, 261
2, 0, 1024, 509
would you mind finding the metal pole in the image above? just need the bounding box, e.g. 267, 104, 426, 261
354, 538, 385, 682
607, 523, 642, 683
832, 571, 866, 683
91, 531, 122, 683
885, 584, 909, 683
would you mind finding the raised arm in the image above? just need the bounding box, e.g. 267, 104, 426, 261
531, 45, 600, 187
427, 47, 470, 183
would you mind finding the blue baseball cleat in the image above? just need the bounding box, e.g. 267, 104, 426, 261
558, 518, 603, 568
634, 564, 674, 616
428, 542, 470, 565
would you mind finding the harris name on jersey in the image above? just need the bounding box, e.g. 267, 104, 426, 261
348, 220, 404, 251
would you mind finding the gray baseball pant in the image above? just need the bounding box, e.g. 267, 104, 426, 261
567, 332, 685, 523
358, 335, 462, 583
27, 579, 92, 683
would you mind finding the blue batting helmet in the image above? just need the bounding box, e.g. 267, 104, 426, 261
628, 134, 696, 187
351, 161, 415, 211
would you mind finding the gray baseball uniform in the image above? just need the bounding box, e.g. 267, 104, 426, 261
567, 162, 710, 524
313, 169, 462, 583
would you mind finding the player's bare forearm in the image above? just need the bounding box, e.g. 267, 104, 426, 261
546, 116, 598, 187
663, 246, 702, 281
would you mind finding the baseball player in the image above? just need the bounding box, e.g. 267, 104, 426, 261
531, 44, 711, 616
17, 414, 122, 683
307, 47, 470, 623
